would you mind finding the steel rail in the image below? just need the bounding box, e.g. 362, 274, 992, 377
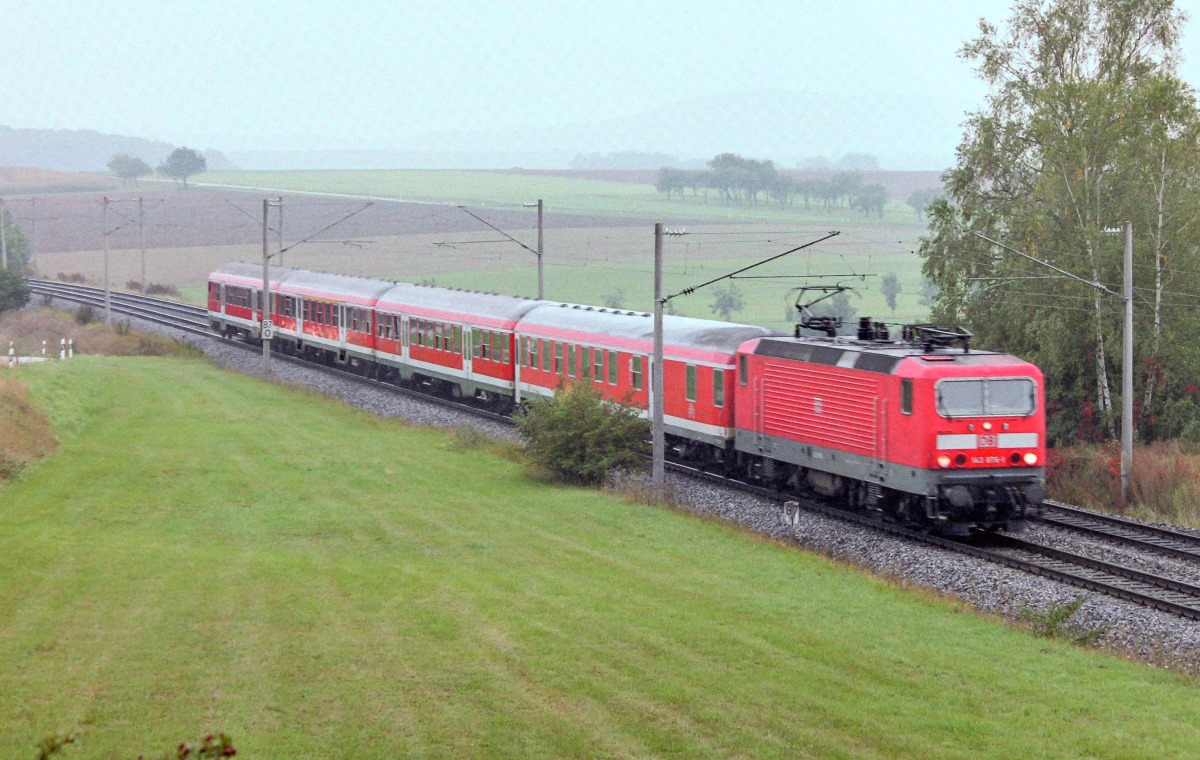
1042, 499, 1200, 562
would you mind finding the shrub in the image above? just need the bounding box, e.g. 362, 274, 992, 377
0, 269, 30, 314
515, 379, 650, 485
1047, 442, 1200, 525
74, 304, 98, 325
1018, 597, 1104, 646
145, 282, 183, 298
55, 272, 88, 284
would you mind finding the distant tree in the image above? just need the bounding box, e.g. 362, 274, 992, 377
656, 167, 683, 199
796, 156, 831, 170
601, 289, 627, 309
709, 282, 745, 321
107, 153, 152, 186
906, 187, 941, 221
830, 172, 864, 208
880, 272, 902, 312
918, 277, 939, 308
852, 183, 889, 218
515, 378, 650, 485
835, 152, 880, 171
157, 146, 207, 188
0, 269, 30, 313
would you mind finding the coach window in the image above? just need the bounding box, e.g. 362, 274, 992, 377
538, 340, 548, 372
714, 369, 725, 408
631, 356, 643, 391
554, 342, 563, 374
453, 325, 462, 354
901, 379, 913, 415
739, 354, 748, 385
593, 348, 604, 382
686, 364, 697, 402
362, 311, 371, 335
607, 351, 618, 385
494, 332, 508, 363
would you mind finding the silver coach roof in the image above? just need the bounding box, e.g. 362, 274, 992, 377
377, 283, 543, 324
276, 269, 396, 302
212, 262, 298, 284
518, 303, 780, 354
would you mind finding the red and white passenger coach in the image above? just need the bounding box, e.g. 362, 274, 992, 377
210, 263, 1045, 533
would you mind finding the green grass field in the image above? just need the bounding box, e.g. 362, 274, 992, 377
420, 251, 930, 328
5, 357, 1196, 758
198, 169, 922, 226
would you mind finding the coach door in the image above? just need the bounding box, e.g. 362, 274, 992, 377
462, 327, 474, 383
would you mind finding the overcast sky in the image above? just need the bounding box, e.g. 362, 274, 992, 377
6, 0, 1200, 168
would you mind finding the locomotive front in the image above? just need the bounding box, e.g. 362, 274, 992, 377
900, 354, 1046, 533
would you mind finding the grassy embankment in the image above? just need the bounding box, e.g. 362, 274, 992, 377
2, 354, 1200, 757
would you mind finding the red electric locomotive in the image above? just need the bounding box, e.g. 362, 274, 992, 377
731, 321, 1044, 534
208, 264, 1045, 533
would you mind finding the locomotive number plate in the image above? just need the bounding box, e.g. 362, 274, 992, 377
977, 434, 997, 447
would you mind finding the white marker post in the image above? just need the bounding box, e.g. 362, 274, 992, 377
60, 338, 65, 361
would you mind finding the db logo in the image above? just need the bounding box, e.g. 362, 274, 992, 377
977, 434, 997, 447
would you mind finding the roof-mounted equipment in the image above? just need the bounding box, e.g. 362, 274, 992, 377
901, 323, 973, 353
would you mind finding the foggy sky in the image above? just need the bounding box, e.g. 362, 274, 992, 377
6, 0, 1200, 169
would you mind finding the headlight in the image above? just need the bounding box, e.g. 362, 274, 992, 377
1023, 452, 1039, 465
937, 454, 952, 468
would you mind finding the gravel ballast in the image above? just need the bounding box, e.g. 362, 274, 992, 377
82, 309, 1200, 673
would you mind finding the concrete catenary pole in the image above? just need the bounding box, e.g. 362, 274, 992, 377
103, 197, 112, 324
652, 222, 665, 496
262, 198, 272, 374
0, 198, 7, 271
138, 196, 146, 292
30, 197, 37, 273
536, 199, 544, 300
1121, 221, 1134, 505
277, 199, 284, 267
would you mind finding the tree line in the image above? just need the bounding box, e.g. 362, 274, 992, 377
107, 146, 207, 188
655, 155, 890, 217
921, 0, 1200, 445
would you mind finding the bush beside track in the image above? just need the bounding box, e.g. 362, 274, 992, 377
2, 356, 1200, 757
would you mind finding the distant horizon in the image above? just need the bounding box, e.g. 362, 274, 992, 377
14, 1, 1195, 173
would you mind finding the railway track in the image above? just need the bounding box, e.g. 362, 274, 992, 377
1042, 499, 1200, 562
676, 464, 1200, 621
29, 279, 212, 336
24, 279, 1200, 623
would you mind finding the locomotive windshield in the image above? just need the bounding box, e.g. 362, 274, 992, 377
936, 377, 1036, 417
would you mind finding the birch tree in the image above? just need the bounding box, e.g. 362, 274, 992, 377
920, 0, 1198, 443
